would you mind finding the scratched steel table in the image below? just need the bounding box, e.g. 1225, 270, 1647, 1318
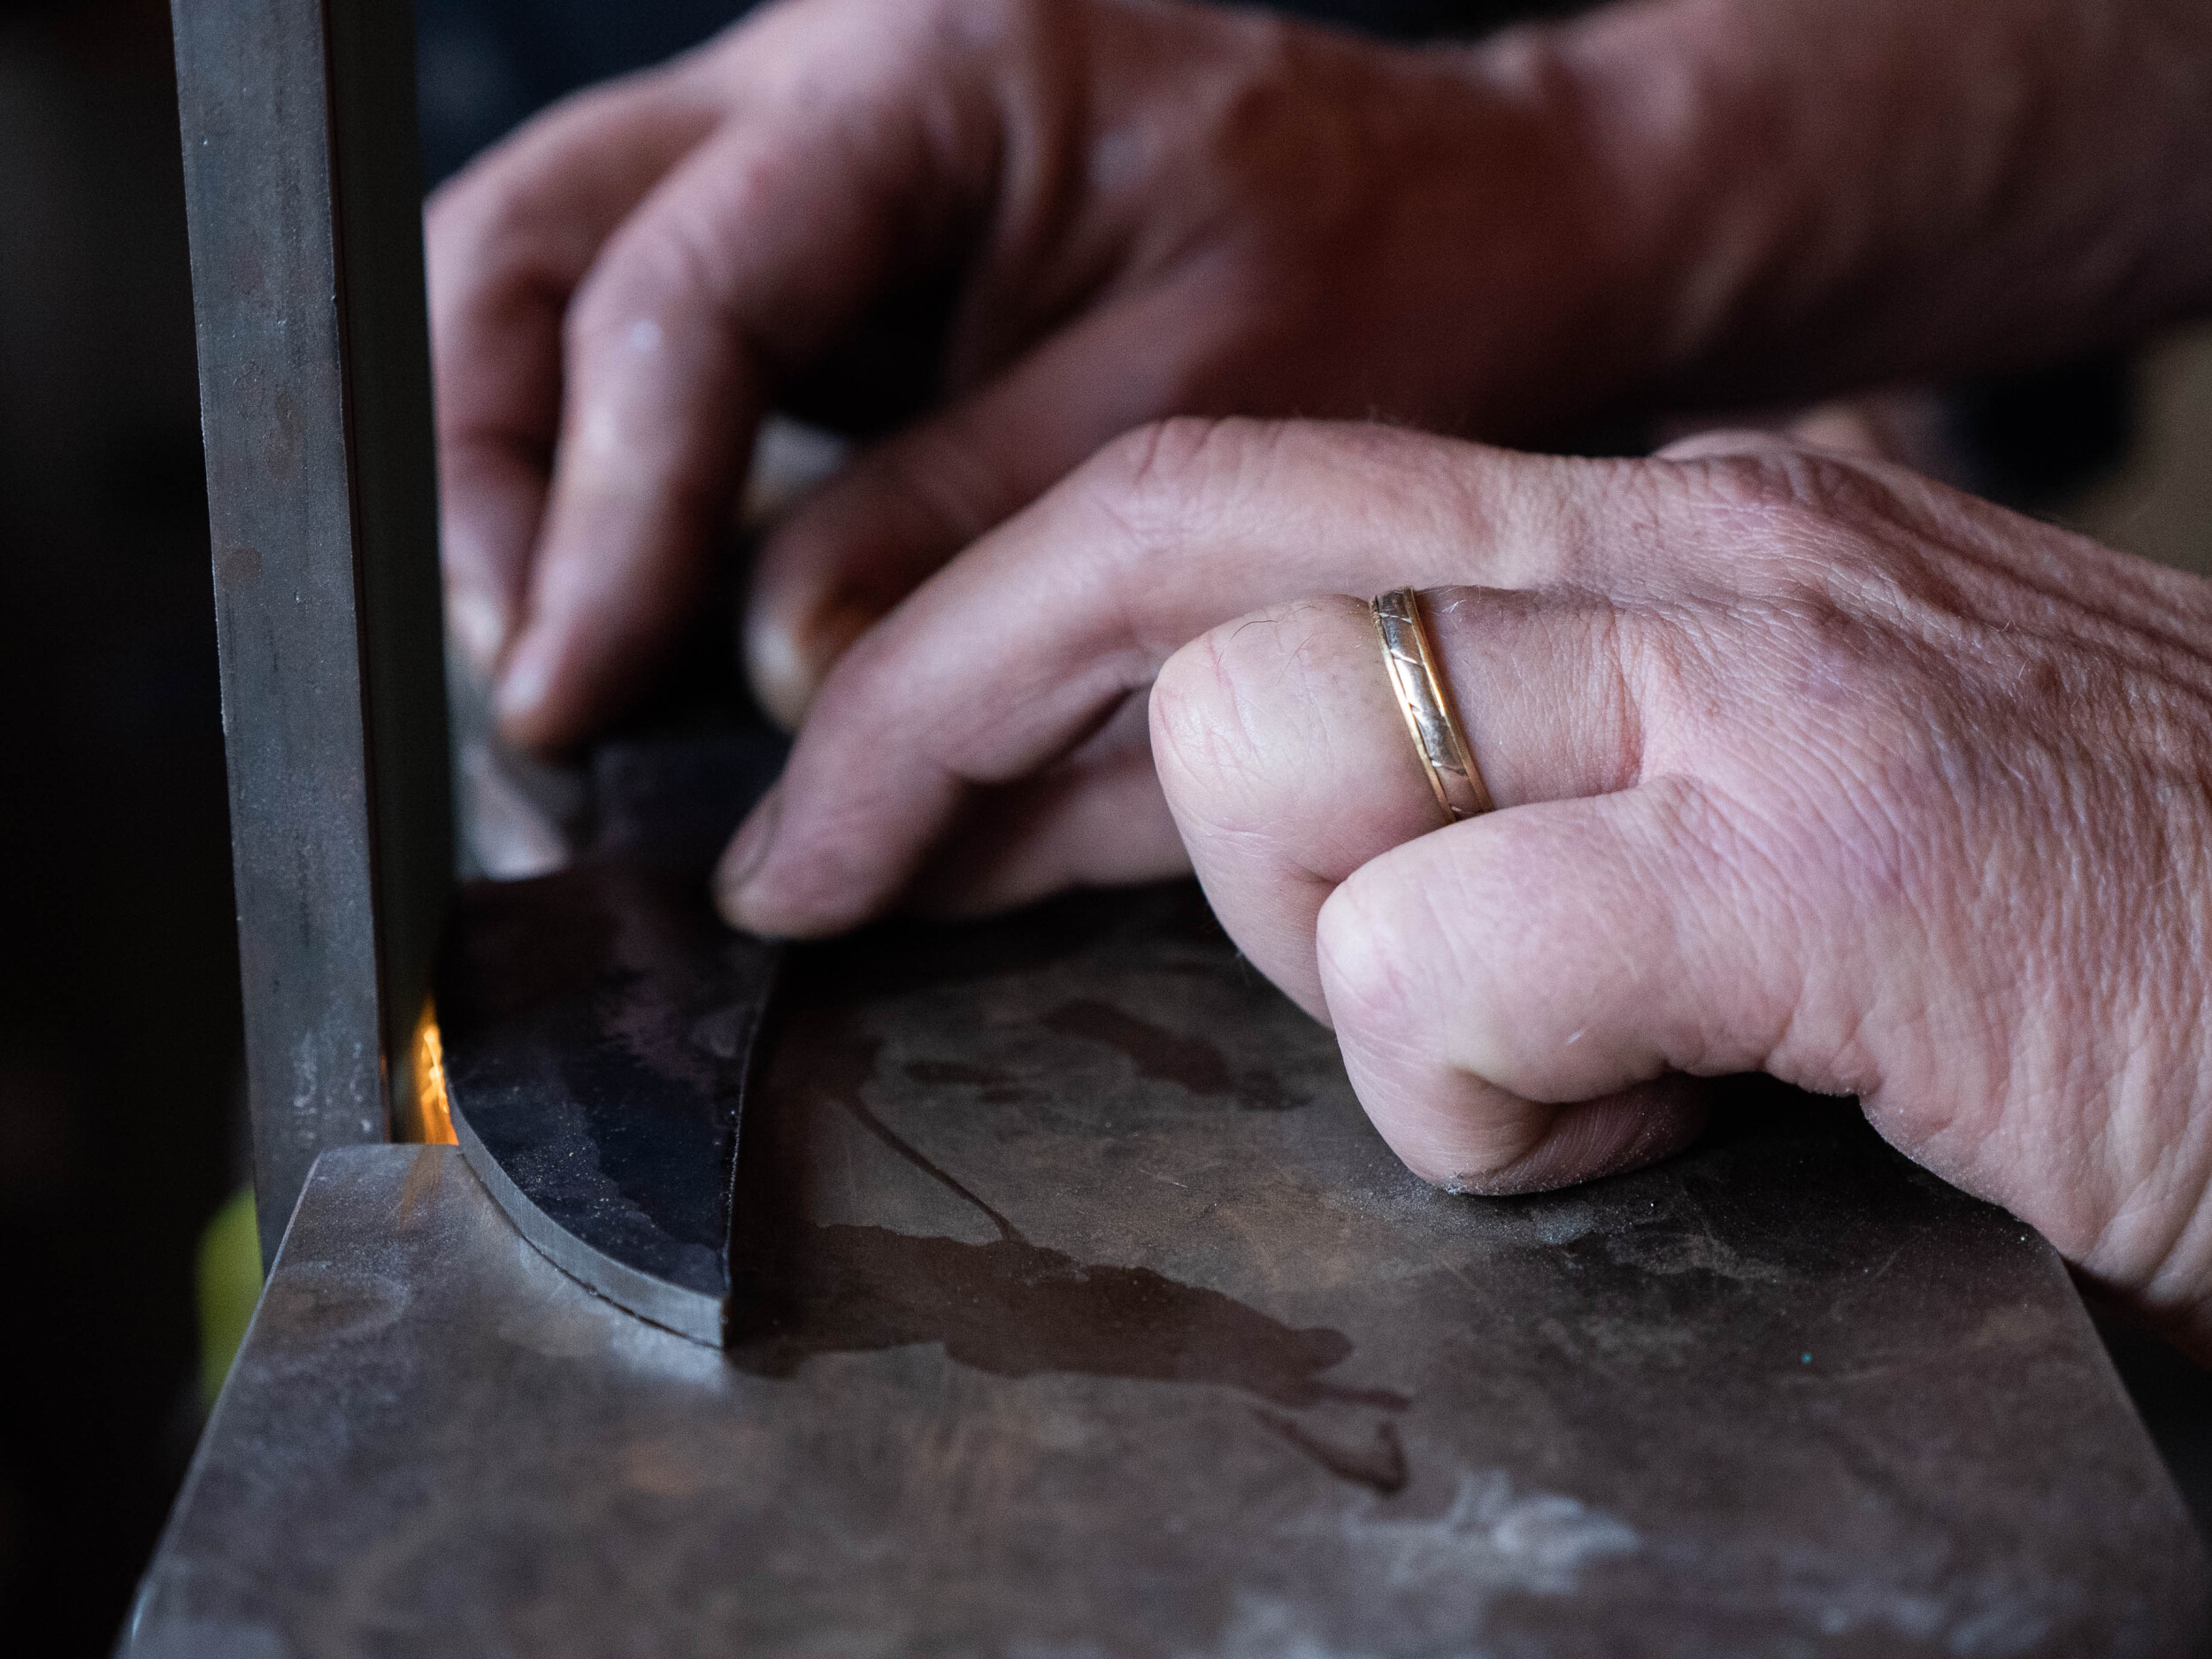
122, 884, 2208, 1657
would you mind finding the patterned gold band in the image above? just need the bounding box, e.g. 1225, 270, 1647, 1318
1371, 587, 1494, 823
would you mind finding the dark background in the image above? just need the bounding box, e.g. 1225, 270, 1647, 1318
0, 0, 2196, 1652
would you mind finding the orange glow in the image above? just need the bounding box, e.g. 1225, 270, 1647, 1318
404, 996, 458, 1146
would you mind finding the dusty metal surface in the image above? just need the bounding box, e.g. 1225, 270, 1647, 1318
171, 0, 450, 1263
125, 887, 2208, 1656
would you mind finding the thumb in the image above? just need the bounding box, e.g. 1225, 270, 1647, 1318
1316, 778, 1809, 1194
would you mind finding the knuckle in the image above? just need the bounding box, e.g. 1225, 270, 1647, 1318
1640, 443, 1916, 615
1315, 864, 1429, 1046
1087, 416, 1240, 503
1148, 622, 1271, 810
813, 0, 1034, 73
1659, 449, 1816, 519
422, 165, 531, 298
1077, 417, 1279, 567
564, 207, 726, 356
1651, 442, 1883, 546
1151, 595, 1357, 827
430, 81, 661, 271
910, 0, 1041, 57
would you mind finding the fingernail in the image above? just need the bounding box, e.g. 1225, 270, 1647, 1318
713, 783, 784, 922
495, 642, 552, 724
447, 586, 507, 676
744, 618, 814, 733
749, 599, 882, 732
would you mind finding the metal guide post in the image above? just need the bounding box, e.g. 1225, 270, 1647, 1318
171, 0, 451, 1266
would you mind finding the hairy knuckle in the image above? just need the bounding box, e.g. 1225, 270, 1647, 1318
1090, 416, 1238, 503
1084, 415, 1279, 553
1071, 420, 1233, 598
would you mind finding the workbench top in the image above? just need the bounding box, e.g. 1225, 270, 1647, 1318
122, 888, 2208, 1656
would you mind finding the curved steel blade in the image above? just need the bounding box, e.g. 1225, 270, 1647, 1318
437, 858, 780, 1344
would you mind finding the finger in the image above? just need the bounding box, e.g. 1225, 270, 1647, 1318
1150, 586, 1640, 1018
427, 69, 721, 674
1317, 780, 1802, 1192
718, 419, 1631, 935
903, 693, 1190, 918
744, 278, 1241, 729
494, 18, 1010, 749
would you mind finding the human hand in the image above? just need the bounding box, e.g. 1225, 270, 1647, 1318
426, 0, 1641, 749
430, 0, 2212, 757
722, 417, 2212, 1355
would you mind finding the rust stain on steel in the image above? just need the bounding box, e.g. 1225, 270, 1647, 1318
733, 1038, 1406, 1420
726, 889, 1417, 1492
1041, 999, 1240, 1101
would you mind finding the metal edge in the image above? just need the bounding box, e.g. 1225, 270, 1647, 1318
118, 1144, 440, 1654
712, 946, 781, 1343
447, 1102, 722, 1348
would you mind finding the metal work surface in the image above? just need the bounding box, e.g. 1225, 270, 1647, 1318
171, 0, 451, 1263
441, 861, 780, 1343
126, 888, 2207, 1656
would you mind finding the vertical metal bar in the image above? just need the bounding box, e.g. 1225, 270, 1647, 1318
171, 0, 451, 1265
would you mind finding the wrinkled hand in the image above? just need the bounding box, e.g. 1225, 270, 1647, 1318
722, 417, 2212, 1355
429, 0, 2212, 756
427, 0, 1630, 748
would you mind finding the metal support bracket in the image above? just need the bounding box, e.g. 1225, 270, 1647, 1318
172, 0, 452, 1264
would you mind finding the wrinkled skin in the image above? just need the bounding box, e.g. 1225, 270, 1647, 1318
722, 417, 2212, 1357
427, 0, 2212, 1359
427, 0, 1629, 745
428, 0, 2212, 755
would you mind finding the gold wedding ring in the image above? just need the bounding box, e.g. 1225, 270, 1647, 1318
1371, 587, 1493, 823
